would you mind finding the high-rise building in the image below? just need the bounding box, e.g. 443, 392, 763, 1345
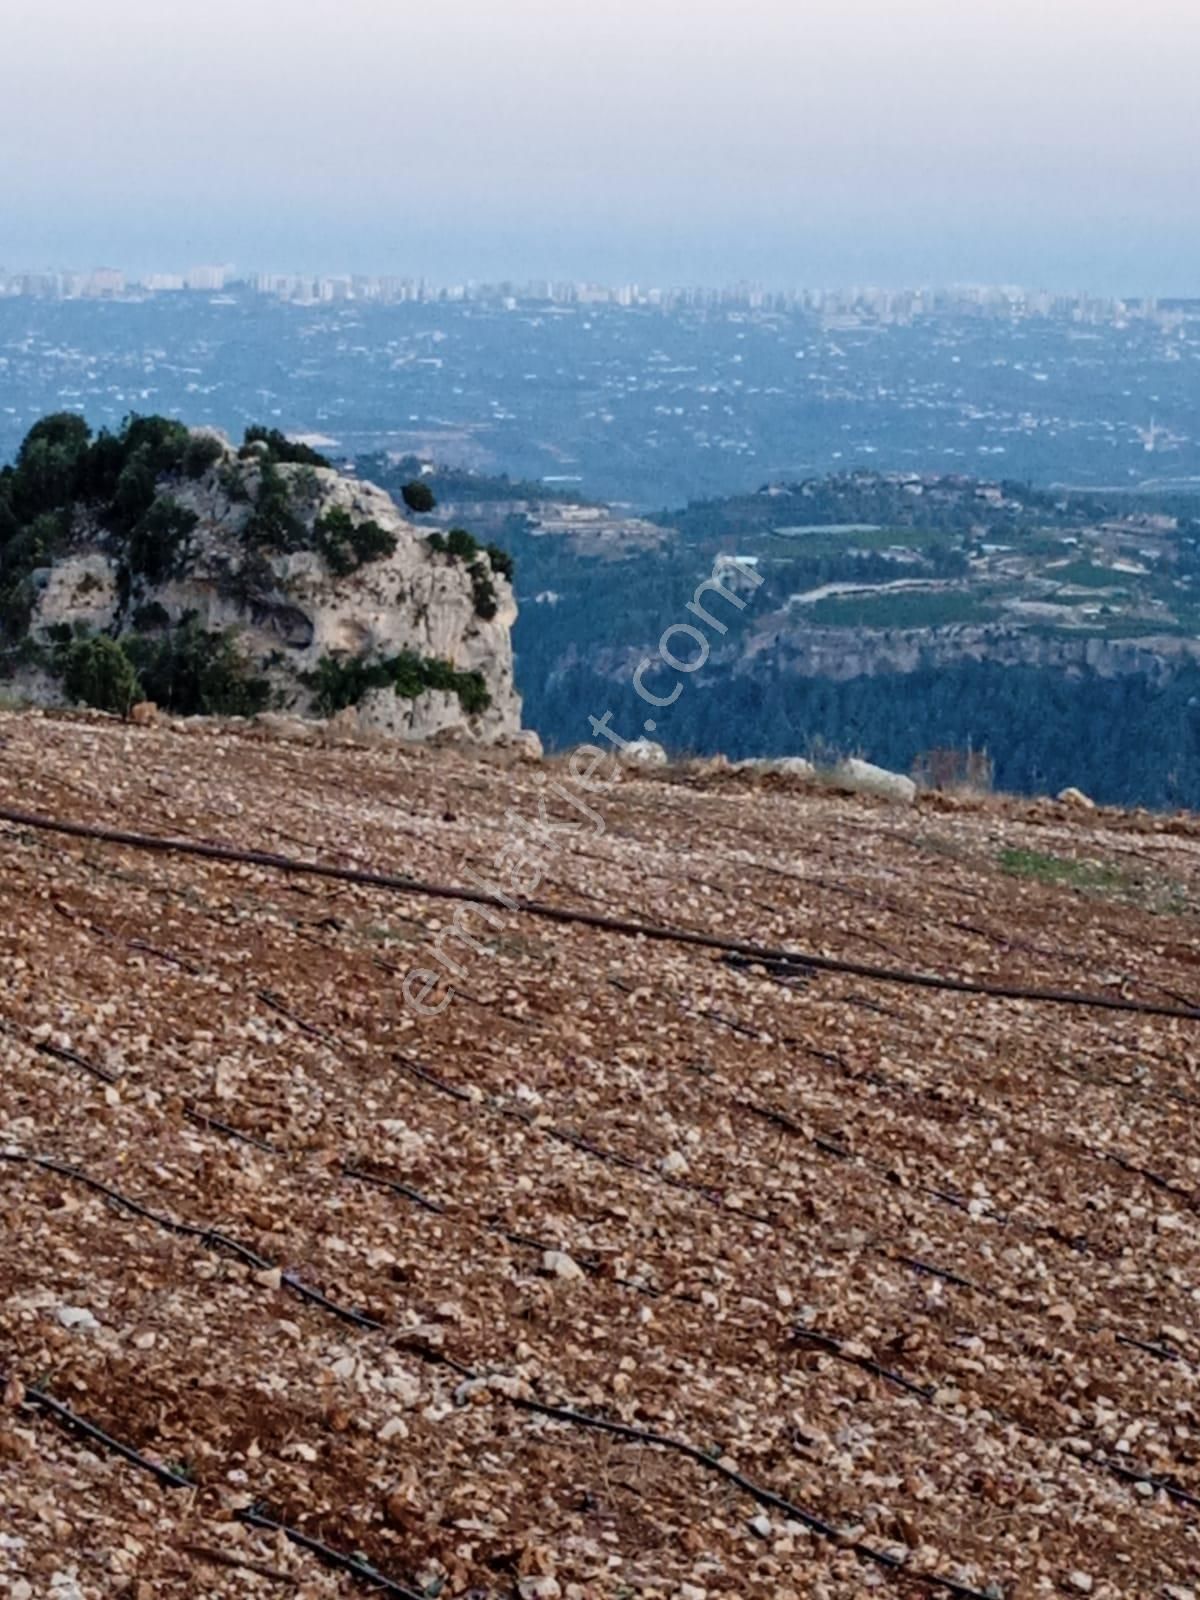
185, 264, 228, 291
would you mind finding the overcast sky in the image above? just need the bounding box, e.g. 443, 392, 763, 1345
3, 0, 1197, 290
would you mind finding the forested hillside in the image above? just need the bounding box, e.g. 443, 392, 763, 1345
362, 458, 1200, 807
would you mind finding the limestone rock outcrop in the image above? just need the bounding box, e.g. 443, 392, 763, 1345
20, 432, 521, 743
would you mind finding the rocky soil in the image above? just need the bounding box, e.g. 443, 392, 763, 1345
2, 709, 1200, 1597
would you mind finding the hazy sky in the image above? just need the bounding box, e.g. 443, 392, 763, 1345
3, 0, 1197, 290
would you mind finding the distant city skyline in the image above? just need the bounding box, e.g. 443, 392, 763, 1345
3, 0, 1199, 296
2, 263, 1197, 312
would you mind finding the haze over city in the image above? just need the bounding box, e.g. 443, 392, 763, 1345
3, 0, 1198, 292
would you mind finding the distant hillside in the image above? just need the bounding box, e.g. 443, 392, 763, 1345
361, 460, 1200, 807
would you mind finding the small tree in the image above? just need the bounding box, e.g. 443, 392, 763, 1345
401, 480, 436, 515
241, 426, 330, 468
61, 636, 141, 717
313, 507, 397, 577
445, 526, 479, 560
128, 497, 199, 582
485, 542, 515, 582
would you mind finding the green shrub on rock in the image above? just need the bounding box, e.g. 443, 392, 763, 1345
313, 507, 397, 577
241, 426, 331, 468
127, 497, 199, 583
421, 525, 512, 618
241, 458, 306, 553
125, 620, 270, 717
303, 649, 490, 718
60, 635, 142, 717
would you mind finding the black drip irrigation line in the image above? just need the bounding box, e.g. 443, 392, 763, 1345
0, 1152, 1001, 1600
0, 1018, 118, 1085
18, 1381, 196, 1489
1116, 1331, 1185, 1364
24, 817, 1200, 1236
2, 804, 1198, 1021
341, 1164, 448, 1215
1105, 1151, 1199, 1212
257, 989, 339, 1045
786, 1332, 1200, 1516
686, 968, 1199, 1254
9, 934, 1195, 1553
791, 1329, 936, 1401
235, 1507, 426, 1599
19, 1018, 1199, 1516
0, 1151, 381, 1332
738, 1096, 1103, 1261
741, 1098, 976, 1216
183, 1103, 280, 1155
505, 1394, 998, 1600
342, 1162, 668, 1295
10, 1378, 424, 1596
393, 1054, 997, 1296
394, 1053, 782, 1228
390, 1047, 1200, 1497
10, 988, 1197, 1392
17, 1096, 1197, 1574
896, 1254, 981, 1292
390, 1054, 1200, 1385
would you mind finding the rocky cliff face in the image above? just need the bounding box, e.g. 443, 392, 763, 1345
17, 432, 522, 742
562, 615, 1200, 693
748, 617, 1200, 684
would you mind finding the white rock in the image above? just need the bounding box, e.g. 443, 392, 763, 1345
517, 1580, 561, 1600
381, 1371, 422, 1406
253, 711, 317, 742
378, 1416, 409, 1443
542, 1249, 585, 1282
1057, 786, 1095, 810
833, 757, 917, 805
454, 1376, 496, 1406
621, 737, 668, 766
1066, 1573, 1093, 1595
660, 1150, 689, 1176
747, 1513, 772, 1538
56, 1305, 100, 1334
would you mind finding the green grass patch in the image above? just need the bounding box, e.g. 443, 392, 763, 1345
772, 524, 962, 557
998, 846, 1192, 914
808, 588, 1001, 628
1050, 560, 1129, 589
999, 847, 1125, 892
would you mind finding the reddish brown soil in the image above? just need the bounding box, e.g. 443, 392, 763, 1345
2, 710, 1199, 1599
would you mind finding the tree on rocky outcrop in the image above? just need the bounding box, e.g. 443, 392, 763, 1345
401, 480, 436, 515
241, 426, 331, 469
313, 507, 397, 577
